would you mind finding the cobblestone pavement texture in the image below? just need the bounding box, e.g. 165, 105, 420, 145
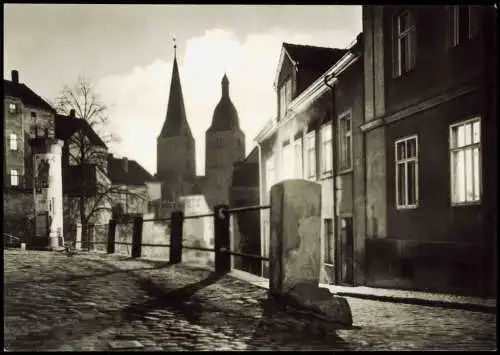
4, 250, 497, 351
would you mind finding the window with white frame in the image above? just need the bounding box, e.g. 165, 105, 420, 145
394, 10, 416, 77
9, 133, 18, 151
282, 142, 295, 180
450, 117, 481, 204
266, 154, 275, 192
306, 132, 316, 179
279, 78, 293, 119
10, 169, 19, 186
339, 111, 353, 171
447, 6, 480, 48
321, 123, 333, 176
8, 103, 16, 114
395, 135, 419, 209
294, 137, 303, 178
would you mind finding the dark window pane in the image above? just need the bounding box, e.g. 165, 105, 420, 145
458, 6, 470, 43
397, 141, 406, 160
407, 138, 417, 158
397, 163, 406, 206
407, 161, 417, 205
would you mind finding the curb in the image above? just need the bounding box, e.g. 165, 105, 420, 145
229, 273, 497, 315
331, 292, 497, 314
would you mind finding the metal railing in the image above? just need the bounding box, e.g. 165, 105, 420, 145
100, 203, 271, 274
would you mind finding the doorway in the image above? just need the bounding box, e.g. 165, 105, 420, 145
338, 216, 354, 285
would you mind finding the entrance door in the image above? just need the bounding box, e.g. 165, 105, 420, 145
339, 217, 354, 285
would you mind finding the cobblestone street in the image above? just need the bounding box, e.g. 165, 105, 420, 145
4, 250, 497, 351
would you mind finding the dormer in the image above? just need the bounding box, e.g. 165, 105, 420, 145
273, 43, 348, 121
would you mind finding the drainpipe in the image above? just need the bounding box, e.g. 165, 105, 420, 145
324, 74, 339, 284
256, 142, 265, 276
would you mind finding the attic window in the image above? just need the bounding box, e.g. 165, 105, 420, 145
279, 78, 293, 119
8, 103, 16, 114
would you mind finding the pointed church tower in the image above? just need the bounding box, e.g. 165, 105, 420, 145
157, 41, 196, 205
205, 74, 245, 206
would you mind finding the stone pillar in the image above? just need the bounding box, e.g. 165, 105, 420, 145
269, 179, 353, 328
75, 223, 82, 250
31, 138, 64, 250
269, 179, 322, 296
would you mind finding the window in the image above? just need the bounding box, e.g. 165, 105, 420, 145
279, 78, 293, 119
8, 103, 16, 114
266, 154, 275, 192
395, 135, 419, 209
31, 112, 37, 118
321, 123, 333, 176
447, 6, 480, 48
394, 10, 416, 77
339, 111, 353, 171
9, 133, 18, 151
294, 137, 303, 178
10, 169, 19, 186
282, 142, 294, 180
450, 117, 481, 204
324, 219, 334, 264
306, 132, 316, 179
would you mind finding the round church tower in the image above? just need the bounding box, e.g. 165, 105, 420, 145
205, 74, 245, 206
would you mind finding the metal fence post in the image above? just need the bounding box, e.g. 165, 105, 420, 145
214, 204, 230, 274
169, 210, 184, 264
131, 216, 143, 258
107, 219, 116, 254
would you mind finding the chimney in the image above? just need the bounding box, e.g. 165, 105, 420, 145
122, 157, 128, 173
11, 70, 19, 84
69, 109, 76, 118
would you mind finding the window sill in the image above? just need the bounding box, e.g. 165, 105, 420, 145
321, 171, 333, 179
451, 201, 481, 207
396, 205, 419, 210
323, 262, 335, 267
338, 168, 353, 175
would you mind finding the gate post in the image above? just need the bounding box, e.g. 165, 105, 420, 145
214, 204, 230, 274
75, 223, 82, 250
107, 219, 116, 254
131, 216, 143, 258
169, 210, 184, 264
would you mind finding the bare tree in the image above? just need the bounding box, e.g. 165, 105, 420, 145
54, 75, 146, 242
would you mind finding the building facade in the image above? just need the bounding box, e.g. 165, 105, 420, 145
362, 5, 497, 296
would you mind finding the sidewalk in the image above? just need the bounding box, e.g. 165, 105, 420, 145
229, 269, 497, 314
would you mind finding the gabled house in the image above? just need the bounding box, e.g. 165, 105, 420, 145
255, 40, 358, 279
3, 70, 57, 241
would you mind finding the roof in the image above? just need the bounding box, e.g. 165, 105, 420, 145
4, 79, 55, 113
55, 114, 107, 148
207, 75, 241, 132
108, 157, 154, 186
283, 43, 347, 74
231, 148, 259, 188
159, 56, 193, 139
274, 43, 347, 89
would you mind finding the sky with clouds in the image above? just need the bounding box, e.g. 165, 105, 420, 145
4, 4, 362, 177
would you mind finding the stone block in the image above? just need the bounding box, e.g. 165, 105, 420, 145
269, 179, 321, 297
285, 282, 353, 327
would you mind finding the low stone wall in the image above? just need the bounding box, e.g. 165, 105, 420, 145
142, 220, 170, 260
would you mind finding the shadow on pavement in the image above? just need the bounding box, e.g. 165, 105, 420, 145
122, 271, 225, 324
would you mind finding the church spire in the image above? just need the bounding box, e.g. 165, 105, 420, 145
222, 72, 229, 98
159, 39, 192, 138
